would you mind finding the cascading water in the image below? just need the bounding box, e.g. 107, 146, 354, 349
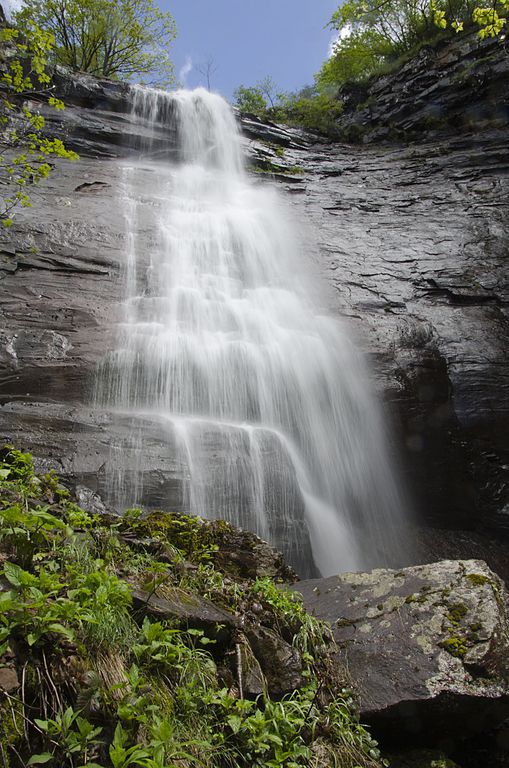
96, 86, 407, 578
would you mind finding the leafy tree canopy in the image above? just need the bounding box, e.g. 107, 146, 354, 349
0, 20, 78, 227
233, 80, 343, 137
15, 0, 177, 85
233, 84, 268, 117
319, 0, 508, 90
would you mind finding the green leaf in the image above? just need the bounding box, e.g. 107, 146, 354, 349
227, 715, 242, 734
3, 562, 23, 586
27, 752, 53, 764
48, 623, 75, 641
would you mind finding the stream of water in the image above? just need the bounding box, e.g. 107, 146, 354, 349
96, 87, 406, 577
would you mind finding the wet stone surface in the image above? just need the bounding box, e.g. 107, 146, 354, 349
0, 71, 508, 575
252, 128, 509, 554
297, 559, 509, 746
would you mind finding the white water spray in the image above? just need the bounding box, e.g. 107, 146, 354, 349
97, 87, 406, 577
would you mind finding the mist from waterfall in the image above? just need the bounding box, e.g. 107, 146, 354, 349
96, 86, 407, 578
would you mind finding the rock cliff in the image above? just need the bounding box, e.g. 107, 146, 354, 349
0, 51, 508, 578
335, 32, 509, 142
298, 558, 509, 766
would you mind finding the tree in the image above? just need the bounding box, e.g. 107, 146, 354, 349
233, 84, 268, 116
233, 80, 344, 137
0, 19, 78, 227
15, 0, 177, 85
257, 75, 283, 108
233, 76, 288, 116
196, 56, 217, 91
320, 0, 508, 90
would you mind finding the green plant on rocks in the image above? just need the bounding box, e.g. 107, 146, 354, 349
0, 445, 385, 768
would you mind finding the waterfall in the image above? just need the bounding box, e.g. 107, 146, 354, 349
96, 86, 407, 578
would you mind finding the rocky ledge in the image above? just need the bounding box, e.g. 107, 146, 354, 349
298, 559, 509, 764
2, 444, 509, 766
335, 33, 509, 142
0, 59, 508, 579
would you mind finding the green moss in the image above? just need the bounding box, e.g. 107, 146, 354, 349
120, 509, 223, 564
251, 161, 304, 177
466, 573, 491, 587
0, 696, 23, 766
336, 617, 355, 628
405, 593, 427, 605
446, 603, 467, 625
286, 165, 304, 175
440, 635, 467, 658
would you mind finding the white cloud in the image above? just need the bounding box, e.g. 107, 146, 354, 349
328, 24, 352, 57
178, 56, 193, 86
2, 0, 24, 18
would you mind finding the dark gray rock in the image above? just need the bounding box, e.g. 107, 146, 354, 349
335, 33, 509, 143
245, 624, 303, 696
74, 485, 112, 517
211, 524, 298, 583
238, 640, 266, 697
297, 560, 509, 745
0, 63, 508, 576
131, 586, 238, 633
387, 750, 461, 768
272, 131, 509, 552
0, 666, 19, 692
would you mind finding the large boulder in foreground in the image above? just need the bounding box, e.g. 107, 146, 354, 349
297, 559, 509, 747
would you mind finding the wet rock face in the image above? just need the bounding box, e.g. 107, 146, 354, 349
297, 560, 509, 747
335, 33, 509, 143
268, 130, 509, 551
0, 69, 508, 571
244, 624, 303, 696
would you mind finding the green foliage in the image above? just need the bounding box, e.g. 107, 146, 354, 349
320, 0, 508, 91
16, 0, 177, 84
473, 4, 508, 36
234, 79, 343, 137
233, 84, 269, 117
31, 707, 103, 766
0, 22, 78, 226
276, 92, 344, 135
0, 445, 384, 768
251, 577, 331, 661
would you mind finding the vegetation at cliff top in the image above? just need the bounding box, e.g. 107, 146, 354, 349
15, 0, 177, 84
233, 80, 344, 137
235, 0, 508, 135
0, 20, 78, 227
0, 445, 385, 768
319, 0, 509, 92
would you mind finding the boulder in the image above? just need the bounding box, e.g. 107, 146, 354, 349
245, 625, 303, 696
0, 666, 19, 693
211, 523, 299, 582
131, 586, 238, 637
297, 560, 509, 747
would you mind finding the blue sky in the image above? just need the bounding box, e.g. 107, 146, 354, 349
161, 1, 340, 99
2, 0, 340, 99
